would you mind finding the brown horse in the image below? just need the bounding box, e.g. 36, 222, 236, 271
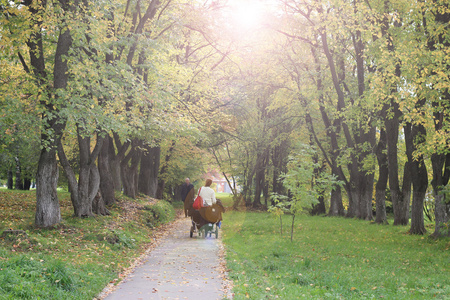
183, 187, 195, 217
189, 199, 225, 233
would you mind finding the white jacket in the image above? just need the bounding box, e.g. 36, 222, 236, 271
198, 186, 216, 206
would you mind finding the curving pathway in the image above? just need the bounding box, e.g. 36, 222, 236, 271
99, 217, 229, 300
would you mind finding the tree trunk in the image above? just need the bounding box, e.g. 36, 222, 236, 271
7, 170, 13, 189
347, 172, 359, 218
92, 191, 110, 215
138, 144, 160, 197
311, 158, 326, 215
138, 144, 152, 196
156, 141, 175, 199
23, 178, 31, 190
244, 171, 254, 207
328, 184, 345, 216
98, 135, 116, 205
407, 122, 428, 235
121, 141, 142, 199
375, 129, 388, 224
33, 0, 74, 227
363, 172, 375, 220
109, 133, 130, 192
308, 45, 346, 218
431, 153, 450, 237
427, 0, 450, 237
156, 180, 165, 200
253, 147, 269, 208
386, 108, 409, 225
58, 130, 104, 217
410, 189, 427, 234
148, 146, 160, 198
253, 168, 263, 208
15, 157, 23, 190
35, 149, 61, 227
311, 194, 326, 216
110, 158, 121, 192
91, 163, 109, 216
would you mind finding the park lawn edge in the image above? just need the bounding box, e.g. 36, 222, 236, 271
221, 210, 450, 300
0, 189, 177, 300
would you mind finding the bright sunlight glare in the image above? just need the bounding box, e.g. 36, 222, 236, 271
229, 0, 267, 30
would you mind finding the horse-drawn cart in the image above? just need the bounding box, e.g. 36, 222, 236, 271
188, 201, 224, 239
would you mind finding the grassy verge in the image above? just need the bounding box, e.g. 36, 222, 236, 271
216, 192, 234, 208
222, 211, 450, 299
0, 190, 175, 299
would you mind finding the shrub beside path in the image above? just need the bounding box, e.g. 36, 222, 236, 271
98, 216, 231, 300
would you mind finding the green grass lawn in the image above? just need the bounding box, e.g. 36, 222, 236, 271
0, 189, 175, 299
222, 211, 450, 299
216, 192, 235, 208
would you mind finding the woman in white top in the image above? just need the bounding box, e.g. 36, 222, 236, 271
198, 179, 216, 206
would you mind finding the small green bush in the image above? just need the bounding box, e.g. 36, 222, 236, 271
142, 200, 175, 228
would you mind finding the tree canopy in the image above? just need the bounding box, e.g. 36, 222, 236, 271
1, 0, 449, 237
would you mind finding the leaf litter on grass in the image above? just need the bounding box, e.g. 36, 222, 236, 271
0, 190, 179, 299
222, 211, 450, 299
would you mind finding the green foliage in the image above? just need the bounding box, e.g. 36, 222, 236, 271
223, 211, 450, 300
142, 200, 175, 228
271, 144, 340, 217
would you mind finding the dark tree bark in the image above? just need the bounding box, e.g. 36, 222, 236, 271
121, 140, 142, 199
110, 133, 130, 192
424, 0, 450, 237
329, 184, 345, 216
377, 1, 411, 226
58, 129, 104, 217
271, 144, 287, 196
253, 147, 269, 208
35, 149, 61, 227
431, 153, 450, 237
406, 120, 428, 235
244, 172, 254, 207
156, 141, 175, 199
92, 192, 109, 215
14, 156, 23, 190
311, 150, 326, 216
32, 0, 76, 227
375, 128, 388, 224
147, 146, 161, 198
23, 178, 32, 190
7, 170, 13, 190
308, 42, 347, 217
386, 103, 411, 225
98, 135, 116, 205
138, 145, 160, 197
138, 144, 152, 196
311, 195, 326, 216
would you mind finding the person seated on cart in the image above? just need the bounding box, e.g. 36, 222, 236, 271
199, 178, 216, 207
189, 179, 224, 235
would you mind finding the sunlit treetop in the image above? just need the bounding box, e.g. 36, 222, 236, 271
218, 0, 278, 38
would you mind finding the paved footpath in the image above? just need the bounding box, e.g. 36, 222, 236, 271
100, 217, 229, 300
